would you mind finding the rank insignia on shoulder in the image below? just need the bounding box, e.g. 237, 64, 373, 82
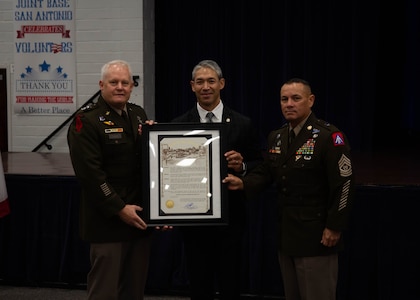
332, 132, 345, 146
81, 102, 96, 111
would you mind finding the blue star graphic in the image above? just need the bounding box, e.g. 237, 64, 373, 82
39, 60, 50, 72
25, 66, 32, 73
56, 66, 63, 73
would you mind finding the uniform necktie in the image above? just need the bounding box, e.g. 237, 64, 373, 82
121, 110, 132, 134
206, 112, 214, 123
121, 110, 129, 123
289, 129, 296, 148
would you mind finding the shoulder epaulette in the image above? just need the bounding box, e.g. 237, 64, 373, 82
314, 118, 339, 132
80, 102, 98, 112
127, 102, 141, 108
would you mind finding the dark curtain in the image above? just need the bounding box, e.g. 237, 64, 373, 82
154, 0, 420, 155
0, 175, 89, 286
153, 1, 420, 298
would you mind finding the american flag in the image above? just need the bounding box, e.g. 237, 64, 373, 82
0, 151, 10, 218
52, 43, 62, 53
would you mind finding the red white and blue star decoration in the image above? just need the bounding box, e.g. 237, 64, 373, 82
19, 60, 68, 79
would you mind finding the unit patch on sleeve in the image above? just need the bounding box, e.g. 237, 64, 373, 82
75, 115, 83, 132
331, 132, 345, 146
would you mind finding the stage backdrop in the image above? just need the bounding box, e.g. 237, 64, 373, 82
154, 0, 420, 156
13, 0, 76, 116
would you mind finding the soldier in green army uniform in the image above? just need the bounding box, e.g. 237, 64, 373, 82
67, 60, 154, 300
223, 78, 354, 300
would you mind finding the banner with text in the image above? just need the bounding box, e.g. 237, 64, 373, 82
13, 0, 76, 115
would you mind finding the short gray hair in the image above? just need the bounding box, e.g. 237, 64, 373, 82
101, 60, 133, 81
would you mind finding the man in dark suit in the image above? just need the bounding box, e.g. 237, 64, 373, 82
223, 78, 354, 300
172, 60, 263, 300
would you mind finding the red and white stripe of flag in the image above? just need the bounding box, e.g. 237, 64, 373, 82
0, 151, 10, 218
52, 43, 62, 53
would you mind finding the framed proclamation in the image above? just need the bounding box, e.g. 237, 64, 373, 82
141, 122, 228, 226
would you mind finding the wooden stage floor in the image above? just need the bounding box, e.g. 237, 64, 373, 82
1, 151, 419, 186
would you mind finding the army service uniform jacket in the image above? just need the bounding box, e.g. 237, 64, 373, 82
243, 112, 354, 257
67, 96, 152, 242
